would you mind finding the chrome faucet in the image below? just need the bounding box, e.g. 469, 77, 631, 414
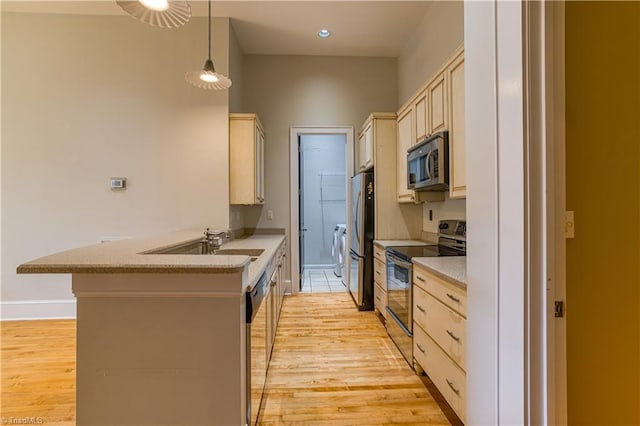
203, 228, 229, 254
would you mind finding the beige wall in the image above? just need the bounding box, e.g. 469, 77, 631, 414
242, 54, 397, 277
397, 1, 464, 107
421, 196, 466, 234
1, 13, 230, 317
228, 22, 245, 232
566, 2, 640, 424
397, 1, 465, 233
228, 22, 244, 114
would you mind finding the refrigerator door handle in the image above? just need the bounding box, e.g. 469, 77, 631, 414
354, 191, 361, 247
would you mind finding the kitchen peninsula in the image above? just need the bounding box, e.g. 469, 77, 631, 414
17, 230, 286, 426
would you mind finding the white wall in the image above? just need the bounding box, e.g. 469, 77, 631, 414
242, 54, 397, 278
398, 1, 464, 106
1, 13, 231, 319
300, 134, 346, 267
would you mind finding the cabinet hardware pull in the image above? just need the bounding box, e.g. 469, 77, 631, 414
416, 343, 425, 353
446, 330, 460, 342
416, 276, 425, 282
446, 293, 460, 303
376, 271, 381, 275
446, 379, 460, 395
376, 296, 381, 301
416, 304, 426, 313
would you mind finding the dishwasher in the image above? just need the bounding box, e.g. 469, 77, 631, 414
246, 272, 267, 425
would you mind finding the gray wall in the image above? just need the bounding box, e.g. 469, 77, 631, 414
300, 134, 346, 267
241, 54, 397, 278
228, 22, 245, 232
397, 1, 464, 107
1, 13, 230, 318
396, 1, 466, 233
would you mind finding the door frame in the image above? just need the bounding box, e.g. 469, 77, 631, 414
464, 0, 566, 423
289, 126, 354, 295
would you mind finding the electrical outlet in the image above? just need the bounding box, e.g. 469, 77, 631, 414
267, 210, 273, 220
565, 211, 575, 239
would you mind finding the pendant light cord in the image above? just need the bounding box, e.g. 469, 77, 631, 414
208, 0, 212, 60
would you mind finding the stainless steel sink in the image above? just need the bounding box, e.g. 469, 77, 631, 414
214, 249, 264, 262
143, 240, 211, 255
143, 243, 263, 262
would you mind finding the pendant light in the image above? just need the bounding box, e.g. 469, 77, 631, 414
116, 0, 191, 28
185, 0, 232, 90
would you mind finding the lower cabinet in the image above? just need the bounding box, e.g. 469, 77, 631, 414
413, 325, 466, 421
267, 244, 286, 363
373, 244, 387, 320
413, 263, 467, 423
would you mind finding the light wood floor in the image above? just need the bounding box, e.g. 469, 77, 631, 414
1, 319, 75, 425
2, 293, 454, 425
258, 293, 451, 425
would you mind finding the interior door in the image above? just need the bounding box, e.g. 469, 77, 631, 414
298, 138, 306, 290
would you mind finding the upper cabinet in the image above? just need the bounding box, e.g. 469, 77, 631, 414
396, 107, 416, 203
413, 90, 427, 144
396, 46, 466, 202
428, 72, 447, 135
230, 113, 265, 205
447, 51, 466, 199
361, 112, 422, 239
357, 120, 374, 172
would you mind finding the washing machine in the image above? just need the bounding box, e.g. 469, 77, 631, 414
332, 224, 347, 278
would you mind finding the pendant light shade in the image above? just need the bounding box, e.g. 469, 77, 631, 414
185, 0, 232, 90
185, 59, 232, 90
117, 0, 191, 28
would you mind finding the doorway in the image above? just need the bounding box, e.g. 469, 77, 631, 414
298, 134, 347, 293
289, 127, 354, 295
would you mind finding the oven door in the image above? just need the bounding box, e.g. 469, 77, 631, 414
386, 252, 412, 332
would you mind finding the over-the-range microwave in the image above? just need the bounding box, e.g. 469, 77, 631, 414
407, 131, 449, 191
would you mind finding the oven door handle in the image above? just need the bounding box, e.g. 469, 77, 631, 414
386, 253, 413, 270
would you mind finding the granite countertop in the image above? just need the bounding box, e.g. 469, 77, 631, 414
374, 239, 431, 248
17, 230, 285, 290
412, 257, 467, 287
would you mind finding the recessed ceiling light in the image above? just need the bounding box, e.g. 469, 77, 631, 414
318, 29, 331, 39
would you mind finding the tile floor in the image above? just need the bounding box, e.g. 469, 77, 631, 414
300, 268, 346, 293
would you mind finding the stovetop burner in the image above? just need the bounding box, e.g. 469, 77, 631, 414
387, 244, 464, 262
386, 219, 466, 262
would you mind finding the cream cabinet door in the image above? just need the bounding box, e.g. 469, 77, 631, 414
428, 72, 447, 135
414, 91, 427, 144
256, 126, 265, 204
358, 122, 373, 171
230, 114, 265, 205
396, 107, 415, 203
447, 53, 466, 199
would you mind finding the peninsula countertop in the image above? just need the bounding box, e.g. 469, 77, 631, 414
17, 230, 286, 290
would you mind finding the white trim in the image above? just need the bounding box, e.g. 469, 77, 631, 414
496, 2, 526, 424
289, 126, 354, 295
73, 291, 240, 298
548, 1, 567, 424
1, 299, 76, 320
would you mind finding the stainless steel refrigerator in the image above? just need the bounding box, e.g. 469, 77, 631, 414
348, 171, 374, 310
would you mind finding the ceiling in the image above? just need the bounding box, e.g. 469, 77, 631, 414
1, 1, 432, 57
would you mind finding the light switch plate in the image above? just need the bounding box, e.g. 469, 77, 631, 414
565, 211, 575, 239
267, 210, 274, 220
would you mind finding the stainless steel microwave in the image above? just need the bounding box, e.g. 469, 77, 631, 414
407, 131, 449, 191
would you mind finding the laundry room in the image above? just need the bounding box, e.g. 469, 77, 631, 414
297, 133, 348, 293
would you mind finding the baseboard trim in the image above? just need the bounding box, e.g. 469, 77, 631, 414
1, 299, 76, 321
